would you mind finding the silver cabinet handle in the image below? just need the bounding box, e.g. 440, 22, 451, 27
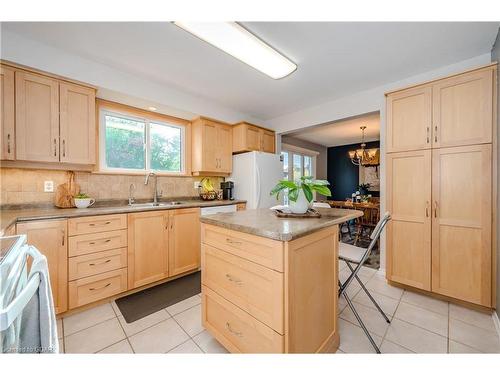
7, 133, 11, 154
89, 221, 111, 227
225, 322, 243, 337
225, 273, 243, 286
434, 125, 438, 143
62, 139, 66, 157
61, 229, 65, 246
53, 139, 57, 156
426, 127, 430, 144
89, 259, 112, 266
425, 201, 429, 217
434, 201, 438, 218
225, 238, 242, 245
89, 283, 111, 291
88, 239, 111, 246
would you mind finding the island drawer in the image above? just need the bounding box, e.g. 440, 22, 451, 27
69, 247, 127, 281
201, 224, 284, 272
69, 229, 127, 257
68, 214, 127, 236
202, 244, 284, 333
68, 268, 127, 309
202, 286, 284, 353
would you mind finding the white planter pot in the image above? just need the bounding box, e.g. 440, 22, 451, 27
289, 189, 310, 214
74, 198, 95, 209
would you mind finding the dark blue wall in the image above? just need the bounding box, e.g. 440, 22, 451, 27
327, 141, 380, 200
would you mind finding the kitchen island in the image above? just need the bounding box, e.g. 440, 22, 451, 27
199, 207, 362, 353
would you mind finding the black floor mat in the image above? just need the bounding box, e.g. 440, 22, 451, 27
115, 271, 201, 323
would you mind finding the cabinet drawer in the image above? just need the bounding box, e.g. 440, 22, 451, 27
69, 229, 127, 257
68, 214, 127, 236
202, 286, 284, 353
68, 268, 127, 309
69, 247, 127, 281
202, 224, 283, 272
202, 244, 283, 333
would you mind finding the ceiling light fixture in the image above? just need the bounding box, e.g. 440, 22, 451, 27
148, 106, 157, 111
348, 126, 380, 167
174, 22, 297, 79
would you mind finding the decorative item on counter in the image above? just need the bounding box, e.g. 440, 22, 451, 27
358, 183, 371, 195
274, 207, 321, 218
73, 193, 96, 208
199, 177, 217, 201
216, 190, 223, 200
54, 171, 80, 208
270, 176, 332, 214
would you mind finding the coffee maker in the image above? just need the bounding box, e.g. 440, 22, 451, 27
220, 181, 234, 200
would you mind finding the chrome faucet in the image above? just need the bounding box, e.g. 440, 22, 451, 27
128, 184, 136, 206
145, 172, 162, 206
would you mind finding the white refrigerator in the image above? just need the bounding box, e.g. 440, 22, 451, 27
228, 151, 284, 209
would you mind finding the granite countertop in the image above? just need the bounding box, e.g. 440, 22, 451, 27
199, 207, 363, 241
0, 198, 245, 236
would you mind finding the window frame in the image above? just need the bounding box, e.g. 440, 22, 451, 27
97, 100, 191, 176
281, 143, 318, 182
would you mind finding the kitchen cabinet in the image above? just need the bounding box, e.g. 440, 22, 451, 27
15, 71, 60, 162
232, 122, 276, 154
385, 63, 496, 308
386, 150, 432, 291
168, 208, 201, 277
1, 65, 15, 160
2, 63, 96, 165
127, 211, 169, 289
431, 144, 492, 306
16, 219, 68, 314
191, 116, 233, 175
432, 69, 493, 148
59, 82, 96, 164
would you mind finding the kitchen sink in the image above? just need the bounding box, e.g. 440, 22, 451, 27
128, 201, 185, 208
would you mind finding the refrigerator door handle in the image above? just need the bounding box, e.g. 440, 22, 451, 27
256, 163, 261, 207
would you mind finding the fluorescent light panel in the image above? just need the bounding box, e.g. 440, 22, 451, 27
174, 22, 297, 79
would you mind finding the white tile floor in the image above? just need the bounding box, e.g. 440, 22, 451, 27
57, 262, 500, 354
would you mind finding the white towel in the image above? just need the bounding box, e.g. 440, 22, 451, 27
18, 247, 58, 353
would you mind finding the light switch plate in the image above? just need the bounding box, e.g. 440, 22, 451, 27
194, 181, 200, 189
44, 181, 54, 192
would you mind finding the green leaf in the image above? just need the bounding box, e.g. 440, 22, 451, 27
302, 184, 313, 202
288, 187, 299, 202
311, 185, 332, 197
270, 182, 287, 197
312, 179, 330, 186
279, 180, 298, 189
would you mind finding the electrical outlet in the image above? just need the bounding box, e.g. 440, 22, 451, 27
194, 181, 200, 189
44, 181, 54, 192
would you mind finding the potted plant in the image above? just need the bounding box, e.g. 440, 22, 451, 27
358, 183, 371, 195
270, 176, 332, 214
73, 192, 96, 209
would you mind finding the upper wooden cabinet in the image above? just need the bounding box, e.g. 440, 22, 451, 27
59, 82, 96, 164
15, 71, 60, 162
16, 219, 68, 314
1, 63, 96, 164
168, 208, 201, 277
386, 65, 495, 153
232, 122, 276, 154
0, 65, 15, 160
191, 116, 233, 175
432, 69, 493, 148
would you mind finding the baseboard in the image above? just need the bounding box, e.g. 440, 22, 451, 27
493, 311, 500, 341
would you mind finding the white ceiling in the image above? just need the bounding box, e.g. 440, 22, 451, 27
2, 22, 498, 121
286, 112, 380, 147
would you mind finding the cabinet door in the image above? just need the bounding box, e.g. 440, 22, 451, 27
1, 65, 15, 160
386, 86, 432, 153
261, 130, 275, 154
16, 219, 68, 314
431, 144, 492, 306
202, 121, 218, 172
432, 69, 493, 148
245, 125, 261, 151
217, 124, 233, 173
386, 150, 432, 290
168, 208, 200, 277
127, 211, 169, 289
15, 71, 60, 162
60, 82, 96, 164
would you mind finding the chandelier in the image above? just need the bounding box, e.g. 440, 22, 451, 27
348, 126, 379, 166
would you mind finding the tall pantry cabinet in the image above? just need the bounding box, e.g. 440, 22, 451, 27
385, 64, 497, 307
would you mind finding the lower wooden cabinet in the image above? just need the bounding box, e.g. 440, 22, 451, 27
16, 219, 68, 314
168, 208, 201, 277
127, 211, 170, 289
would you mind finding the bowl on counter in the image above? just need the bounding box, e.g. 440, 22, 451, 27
74, 197, 96, 208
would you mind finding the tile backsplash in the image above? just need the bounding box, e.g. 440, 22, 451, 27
0, 167, 223, 206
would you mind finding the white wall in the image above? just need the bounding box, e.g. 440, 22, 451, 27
0, 30, 264, 124
270, 53, 492, 270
